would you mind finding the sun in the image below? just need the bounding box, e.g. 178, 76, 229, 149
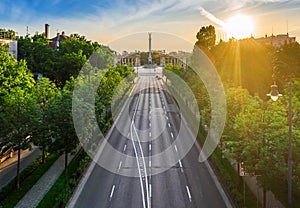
224, 14, 254, 39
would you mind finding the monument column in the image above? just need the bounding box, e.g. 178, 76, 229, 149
148, 33, 152, 64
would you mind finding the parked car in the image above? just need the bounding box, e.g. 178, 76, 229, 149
0, 142, 14, 163
13, 135, 32, 151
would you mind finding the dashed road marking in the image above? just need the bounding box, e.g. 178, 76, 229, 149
186, 185, 192, 202
123, 144, 127, 152
178, 160, 183, 168
174, 145, 178, 152
118, 161, 122, 170
109, 185, 116, 200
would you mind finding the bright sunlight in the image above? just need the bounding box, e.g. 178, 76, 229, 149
224, 14, 254, 39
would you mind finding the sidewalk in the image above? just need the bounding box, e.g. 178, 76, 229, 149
15, 153, 74, 208
242, 175, 285, 208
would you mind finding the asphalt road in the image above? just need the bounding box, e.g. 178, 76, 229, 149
69, 69, 231, 208
0, 147, 41, 189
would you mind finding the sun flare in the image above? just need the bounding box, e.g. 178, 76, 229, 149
224, 14, 254, 39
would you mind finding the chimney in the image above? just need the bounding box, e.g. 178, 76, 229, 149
45, 24, 49, 39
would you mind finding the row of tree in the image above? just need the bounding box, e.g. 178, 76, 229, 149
17, 33, 113, 87
0, 32, 135, 189
166, 25, 300, 206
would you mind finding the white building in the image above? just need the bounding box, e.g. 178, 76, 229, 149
255, 33, 296, 47
0, 39, 18, 60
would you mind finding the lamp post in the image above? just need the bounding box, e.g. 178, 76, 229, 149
267, 81, 293, 208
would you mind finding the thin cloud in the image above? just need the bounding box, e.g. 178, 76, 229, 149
199, 7, 226, 27
92, 0, 202, 29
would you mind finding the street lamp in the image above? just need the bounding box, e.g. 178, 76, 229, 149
266, 82, 282, 101
267, 81, 293, 208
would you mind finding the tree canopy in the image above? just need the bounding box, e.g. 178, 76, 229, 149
195, 25, 216, 50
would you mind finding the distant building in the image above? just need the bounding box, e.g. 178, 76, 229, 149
255, 33, 296, 47
116, 52, 141, 66
160, 52, 188, 68
49, 32, 68, 50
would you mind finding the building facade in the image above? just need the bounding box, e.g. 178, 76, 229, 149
255, 33, 296, 47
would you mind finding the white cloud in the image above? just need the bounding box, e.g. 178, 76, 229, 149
198, 7, 225, 27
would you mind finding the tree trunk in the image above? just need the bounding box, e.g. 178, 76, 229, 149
263, 187, 266, 208
16, 141, 21, 189
65, 147, 68, 185
42, 145, 45, 164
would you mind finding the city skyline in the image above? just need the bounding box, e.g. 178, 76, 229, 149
1, 0, 300, 51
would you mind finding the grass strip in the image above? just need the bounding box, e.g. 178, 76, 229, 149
37, 149, 90, 208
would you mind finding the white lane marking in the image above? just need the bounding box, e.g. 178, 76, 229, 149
170, 132, 174, 138
149, 132, 152, 137
149, 160, 152, 167
118, 161, 122, 170
132, 120, 150, 208
149, 122, 151, 127
109, 185, 116, 200
149, 143, 152, 151
166, 116, 168, 120
168, 123, 171, 128
178, 160, 183, 168
186, 185, 192, 202
174, 145, 178, 152
123, 144, 127, 152
150, 184, 152, 198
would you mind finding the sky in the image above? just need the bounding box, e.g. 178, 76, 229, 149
1, 0, 300, 52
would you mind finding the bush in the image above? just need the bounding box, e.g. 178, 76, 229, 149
37, 149, 91, 208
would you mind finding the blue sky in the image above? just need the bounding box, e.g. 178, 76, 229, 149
1, 0, 300, 50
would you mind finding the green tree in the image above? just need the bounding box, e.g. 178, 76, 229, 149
0, 29, 17, 40
17, 34, 57, 79
54, 50, 87, 87
273, 42, 300, 87
2, 91, 39, 189
211, 38, 274, 97
45, 83, 78, 182
32, 78, 58, 163
0, 46, 35, 99
195, 25, 216, 50
0, 45, 38, 189
58, 34, 94, 57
